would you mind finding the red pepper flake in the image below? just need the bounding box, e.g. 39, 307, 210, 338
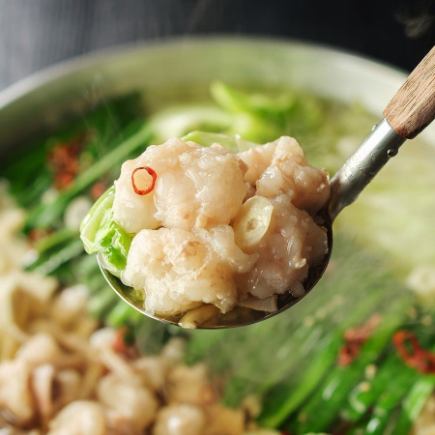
55, 172, 75, 190
131, 166, 157, 195
28, 228, 51, 243
90, 181, 107, 200
48, 133, 87, 190
338, 314, 381, 366
112, 328, 138, 359
393, 330, 435, 374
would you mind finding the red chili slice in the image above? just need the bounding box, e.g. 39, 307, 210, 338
131, 166, 157, 195
393, 330, 435, 374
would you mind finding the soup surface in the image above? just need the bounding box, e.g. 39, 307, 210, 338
1, 81, 434, 434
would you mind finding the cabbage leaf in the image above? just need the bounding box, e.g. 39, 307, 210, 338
80, 186, 132, 276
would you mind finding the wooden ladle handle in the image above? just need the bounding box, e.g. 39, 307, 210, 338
384, 46, 435, 139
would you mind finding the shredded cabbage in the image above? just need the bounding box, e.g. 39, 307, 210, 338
80, 187, 132, 276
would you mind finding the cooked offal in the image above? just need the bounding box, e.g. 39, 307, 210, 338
113, 136, 330, 318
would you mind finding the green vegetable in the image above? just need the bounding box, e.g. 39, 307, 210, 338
106, 301, 139, 327
260, 269, 405, 430
80, 186, 132, 276
3, 93, 142, 208
363, 378, 412, 435
258, 332, 342, 428
27, 239, 84, 276
34, 228, 77, 254
97, 219, 132, 272
26, 228, 78, 273
393, 377, 435, 434
84, 274, 107, 295
73, 253, 102, 281
182, 131, 256, 152
210, 81, 324, 142
134, 315, 173, 355
363, 340, 435, 435
294, 299, 409, 434
88, 289, 118, 319
211, 81, 296, 117
24, 121, 151, 232
80, 187, 115, 253
150, 105, 232, 140
341, 355, 403, 423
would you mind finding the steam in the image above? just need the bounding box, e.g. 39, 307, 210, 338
395, 0, 434, 38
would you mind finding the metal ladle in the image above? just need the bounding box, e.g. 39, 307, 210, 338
99, 46, 435, 329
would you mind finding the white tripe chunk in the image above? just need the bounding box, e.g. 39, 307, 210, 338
172, 141, 247, 229
237, 194, 328, 300
239, 136, 329, 214
153, 404, 205, 435
122, 226, 256, 316
160, 338, 185, 367
97, 373, 158, 431
16, 334, 62, 369
0, 186, 29, 274
113, 138, 247, 233
238, 141, 277, 185
196, 226, 257, 274
47, 401, 107, 435
204, 403, 245, 435
50, 284, 88, 325
0, 360, 34, 425
132, 356, 167, 391
166, 364, 214, 406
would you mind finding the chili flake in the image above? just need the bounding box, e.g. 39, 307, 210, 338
393, 330, 435, 374
131, 166, 157, 195
48, 133, 87, 190
28, 228, 51, 243
338, 314, 381, 366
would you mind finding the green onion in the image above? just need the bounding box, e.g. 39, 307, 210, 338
24, 121, 151, 232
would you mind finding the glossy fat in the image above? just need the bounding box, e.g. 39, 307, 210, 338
122, 226, 256, 316
113, 138, 247, 233
235, 137, 329, 300
48, 401, 107, 435
153, 404, 206, 435
238, 194, 328, 300
239, 136, 329, 213
97, 373, 158, 431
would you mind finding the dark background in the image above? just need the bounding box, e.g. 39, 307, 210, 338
0, 0, 433, 91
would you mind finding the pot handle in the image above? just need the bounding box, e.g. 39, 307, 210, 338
384, 46, 435, 139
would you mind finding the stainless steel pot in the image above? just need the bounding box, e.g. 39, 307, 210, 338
1, 37, 434, 152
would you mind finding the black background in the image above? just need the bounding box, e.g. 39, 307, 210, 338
0, 0, 434, 90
